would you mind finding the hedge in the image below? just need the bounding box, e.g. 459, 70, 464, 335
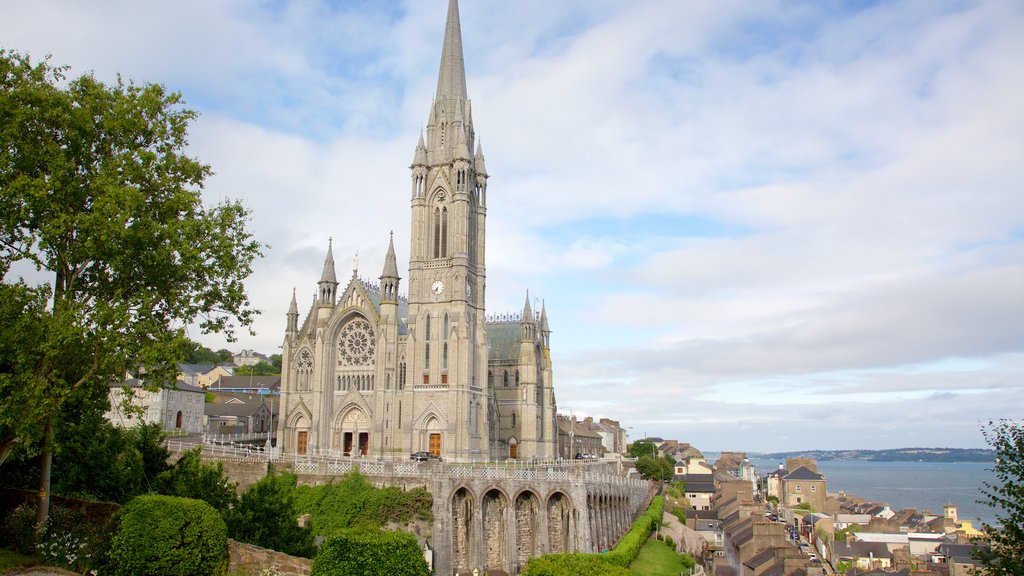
522, 496, 663, 575
107, 494, 227, 576
602, 495, 663, 567
312, 528, 429, 576
522, 553, 632, 576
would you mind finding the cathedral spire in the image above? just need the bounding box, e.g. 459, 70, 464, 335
320, 238, 337, 284
474, 141, 487, 175
413, 131, 428, 166
380, 232, 401, 304
286, 287, 299, 334
318, 238, 338, 306
522, 291, 533, 321
435, 0, 467, 103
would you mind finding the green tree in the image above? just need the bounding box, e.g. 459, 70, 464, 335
0, 50, 262, 534
0, 282, 53, 465
235, 360, 279, 376
226, 468, 315, 558
185, 342, 222, 365
977, 419, 1024, 576
634, 454, 673, 481
628, 440, 657, 458
154, 447, 238, 513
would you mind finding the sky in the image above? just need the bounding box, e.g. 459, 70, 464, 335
3, 0, 1022, 452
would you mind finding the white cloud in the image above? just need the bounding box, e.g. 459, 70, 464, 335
4, 0, 1022, 451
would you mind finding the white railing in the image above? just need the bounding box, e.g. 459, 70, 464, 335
168, 438, 651, 490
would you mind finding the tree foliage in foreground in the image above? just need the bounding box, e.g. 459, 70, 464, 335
0, 49, 262, 530
225, 468, 315, 558
312, 528, 430, 576
0, 412, 171, 504
977, 419, 1024, 576
154, 446, 238, 513
292, 470, 433, 538
635, 454, 674, 481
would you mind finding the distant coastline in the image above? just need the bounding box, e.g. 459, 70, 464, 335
753, 447, 994, 463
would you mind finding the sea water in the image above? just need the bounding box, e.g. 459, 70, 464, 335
747, 457, 998, 526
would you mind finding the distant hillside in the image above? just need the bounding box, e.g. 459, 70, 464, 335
756, 447, 994, 463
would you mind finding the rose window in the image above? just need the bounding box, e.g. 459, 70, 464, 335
338, 319, 375, 366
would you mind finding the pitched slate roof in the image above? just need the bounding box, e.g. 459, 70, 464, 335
743, 548, 777, 570
205, 394, 272, 418
487, 321, 521, 361
113, 379, 205, 394
784, 466, 824, 481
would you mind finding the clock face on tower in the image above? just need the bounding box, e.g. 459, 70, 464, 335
431, 280, 445, 295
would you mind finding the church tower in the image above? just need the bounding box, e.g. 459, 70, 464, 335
405, 0, 490, 460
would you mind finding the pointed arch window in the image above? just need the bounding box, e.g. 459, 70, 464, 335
443, 343, 448, 370
433, 208, 441, 258
511, 412, 517, 427
399, 360, 407, 390
443, 313, 449, 340
425, 343, 430, 370
425, 315, 431, 340
515, 369, 520, 387
503, 370, 509, 388
441, 207, 448, 257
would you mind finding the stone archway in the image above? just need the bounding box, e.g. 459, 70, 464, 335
482, 489, 509, 572
515, 491, 541, 571
452, 487, 474, 574
547, 492, 571, 553
333, 406, 370, 455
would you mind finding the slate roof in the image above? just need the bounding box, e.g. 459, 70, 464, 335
213, 375, 282, 391
178, 363, 217, 375
683, 477, 716, 494
834, 541, 893, 560
784, 466, 824, 481
113, 379, 205, 394
744, 548, 776, 570
205, 394, 273, 418
486, 321, 521, 361
733, 525, 754, 547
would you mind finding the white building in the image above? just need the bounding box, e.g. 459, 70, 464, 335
106, 379, 205, 433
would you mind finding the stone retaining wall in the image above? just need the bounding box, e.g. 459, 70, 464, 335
227, 539, 312, 576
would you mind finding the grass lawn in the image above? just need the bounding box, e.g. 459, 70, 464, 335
629, 538, 685, 576
0, 548, 41, 570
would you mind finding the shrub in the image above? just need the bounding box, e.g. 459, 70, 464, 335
226, 468, 315, 558
155, 446, 238, 513
2, 503, 37, 555
602, 495, 663, 567
664, 534, 675, 549
680, 552, 696, 570
522, 553, 632, 576
312, 528, 429, 576
37, 504, 110, 573
108, 495, 227, 576
292, 470, 432, 538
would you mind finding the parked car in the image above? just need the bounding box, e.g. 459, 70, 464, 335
410, 451, 442, 462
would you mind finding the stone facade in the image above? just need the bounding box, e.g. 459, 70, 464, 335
105, 379, 205, 433
277, 0, 557, 464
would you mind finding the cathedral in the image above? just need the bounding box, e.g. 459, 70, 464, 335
277, 0, 558, 462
